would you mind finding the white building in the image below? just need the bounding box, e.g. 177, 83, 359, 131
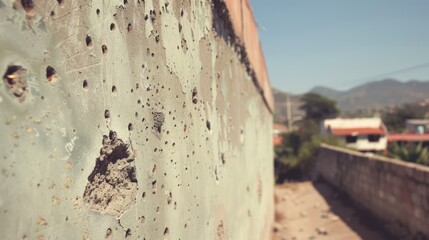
321, 118, 388, 152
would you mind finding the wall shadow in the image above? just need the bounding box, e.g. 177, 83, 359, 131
312, 179, 394, 240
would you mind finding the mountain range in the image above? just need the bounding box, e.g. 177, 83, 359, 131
273, 79, 429, 123
310, 79, 429, 110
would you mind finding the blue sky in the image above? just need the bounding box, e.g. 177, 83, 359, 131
251, 0, 429, 93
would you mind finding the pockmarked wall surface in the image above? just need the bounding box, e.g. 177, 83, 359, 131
0, 0, 274, 239
317, 145, 429, 239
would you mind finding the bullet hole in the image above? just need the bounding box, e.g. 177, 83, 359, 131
124, 0, 128, 4
144, 14, 148, 21
164, 227, 169, 236
102, 45, 108, 54
152, 164, 156, 174
155, 35, 160, 43
104, 110, 110, 119
152, 180, 157, 194
96, 9, 100, 15
167, 192, 172, 205
83, 80, 88, 89
46, 66, 57, 82
215, 167, 219, 181
140, 216, 145, 224
178, 23, 182, 33
153, 112, 164, 133
180, 9, 184, 17
221, 153, 226, 165
128, 123, 133, 131
192, 87, 198, 104
85, 35, 93, 47
217, 221, 225, 239
149, 10, 156, 22
50, 10, 55, 17
21, 0, 34, 12
112, 85, 117, 93
110, 23, 115, 30
127, 23, 132, 32
57, 0, 63, 5
181, 38, 188, 51
206, 120, 211, 130
142, 192, 146, 199
2, 65, 28, 102
105, 228, 112, 239
125, 229, 131, 238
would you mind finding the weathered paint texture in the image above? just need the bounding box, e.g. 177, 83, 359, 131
317, 145, 429, 239
0, 0, 274, 239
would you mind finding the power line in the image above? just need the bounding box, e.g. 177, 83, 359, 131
350, 61, 429, 84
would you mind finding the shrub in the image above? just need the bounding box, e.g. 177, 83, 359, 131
274, 133, 344, 183
388, 143, 429, 166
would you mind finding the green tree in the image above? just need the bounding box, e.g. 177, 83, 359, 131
300, 93, 339, 124
382, 104, 425, 133
274, 93, 341, 182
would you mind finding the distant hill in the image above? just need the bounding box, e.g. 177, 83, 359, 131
273, 79, 429, 123
310, 79, 429, 111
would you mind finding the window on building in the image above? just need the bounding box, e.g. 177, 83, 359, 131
345, 135, 358, 143
368, 134, 381, 142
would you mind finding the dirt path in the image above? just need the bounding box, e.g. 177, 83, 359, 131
273, 181, 390, 240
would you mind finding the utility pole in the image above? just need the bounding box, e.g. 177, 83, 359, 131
287, 94, 292, 131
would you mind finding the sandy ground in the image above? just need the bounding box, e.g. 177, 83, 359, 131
272, 181, 390, 240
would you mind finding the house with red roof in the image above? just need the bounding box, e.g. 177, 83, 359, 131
321, 118, 388, 152
387, 119, 429, 146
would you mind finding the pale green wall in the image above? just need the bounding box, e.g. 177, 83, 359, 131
0, 0, 274, 239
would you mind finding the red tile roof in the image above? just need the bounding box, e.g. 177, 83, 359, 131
273, 135, 283, 146
330, 127, 385, 136
388, 134, 429, 142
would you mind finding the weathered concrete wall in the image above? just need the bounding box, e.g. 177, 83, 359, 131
0, 0, 274, 239
317, 144, 429, 239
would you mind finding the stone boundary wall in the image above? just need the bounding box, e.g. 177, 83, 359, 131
317, 144, 429, 239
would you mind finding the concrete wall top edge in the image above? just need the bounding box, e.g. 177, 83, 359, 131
223, 0, 274, 113
320, 144, 429, 173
